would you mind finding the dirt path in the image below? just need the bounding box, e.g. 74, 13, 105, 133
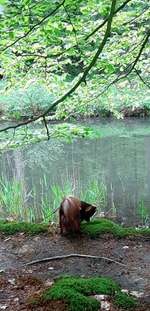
0, 233, 150, 310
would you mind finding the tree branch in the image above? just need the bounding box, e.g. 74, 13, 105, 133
43, 116, 50, 140
85, 0, 132, 41
134, 68, 150, 89
122, 7, 148, 27
0, 0, 66, 53
125, 31, 150, 73
26, 253, 127, 268
0, 0, 117, 133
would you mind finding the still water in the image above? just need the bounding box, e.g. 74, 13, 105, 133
0, 119, 150, 226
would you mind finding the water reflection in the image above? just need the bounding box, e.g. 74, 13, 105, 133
0, 121, 150, 226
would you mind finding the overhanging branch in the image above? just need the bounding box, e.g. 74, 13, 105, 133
0, 0, 117, 133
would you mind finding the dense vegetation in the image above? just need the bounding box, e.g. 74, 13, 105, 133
0, 0, 149, 134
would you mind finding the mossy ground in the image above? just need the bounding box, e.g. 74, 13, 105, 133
0, 218, 149, 237
31, 276, 137, 311
0, 220, 48, 234
81, 218, 150, 238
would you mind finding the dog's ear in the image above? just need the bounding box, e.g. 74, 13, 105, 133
81, 201, 96, 212
84, 205, 94, 212
80, 201, 91, 209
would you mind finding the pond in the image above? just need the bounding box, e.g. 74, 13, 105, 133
0, 118, 150, 226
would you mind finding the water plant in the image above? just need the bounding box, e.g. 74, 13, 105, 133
80, 180, 107, 214
138, 199, 149, 226
0, 177, 26, 220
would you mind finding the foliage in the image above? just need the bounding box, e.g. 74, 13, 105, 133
0, 81, 150, 122
35, 276, 137, 310
0, 123, 100, 152
2, 117, 150, 153
54, 83, 150, 120
81, 218, 150, 238
0, 82, 55, 119
0, 0, 149, 131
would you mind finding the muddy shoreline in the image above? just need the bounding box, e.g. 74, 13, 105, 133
0, 232, 149, 310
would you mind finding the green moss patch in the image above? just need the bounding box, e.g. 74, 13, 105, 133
33, 276, 137, 311
0, 220, 48, 235
114, 292, 137, 309
81, 218, 150, 238
0, 218, 149, 237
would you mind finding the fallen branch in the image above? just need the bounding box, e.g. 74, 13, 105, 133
26, 253, 127, 267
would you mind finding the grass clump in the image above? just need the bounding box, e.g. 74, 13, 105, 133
81, 218, 150, 238
36, 276, 137, 311
0, 221, 48, 235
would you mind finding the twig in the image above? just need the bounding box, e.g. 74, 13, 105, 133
134, 68, 150, 89
85, 31, 150, 104
26, 253, 127, 267
63, 5, 83, 56
122, 8, 149, 27
85, 0, 132, 41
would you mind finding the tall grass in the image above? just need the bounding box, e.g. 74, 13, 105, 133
1, 176, 149, 226
0, 176, 107, 223
138, 199, 149, 226
80, 180, 107, 214
0, 177, 32, 221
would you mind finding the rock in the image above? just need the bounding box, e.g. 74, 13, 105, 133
0, 304, 8, 310
8, 278, 16, 285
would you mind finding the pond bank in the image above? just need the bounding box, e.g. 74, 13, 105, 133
1, 106, 150, 123
0, 229, 149, 310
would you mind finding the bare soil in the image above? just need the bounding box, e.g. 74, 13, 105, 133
0, 232, 149, 311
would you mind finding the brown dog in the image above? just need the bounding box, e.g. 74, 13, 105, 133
59, 196, 96, 234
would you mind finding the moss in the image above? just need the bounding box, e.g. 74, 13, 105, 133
114, 292, 137, 309
0, 218, 149, 237
35, 276, 137, 311
81, 218, 150, 238
0, 221, 48, 235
